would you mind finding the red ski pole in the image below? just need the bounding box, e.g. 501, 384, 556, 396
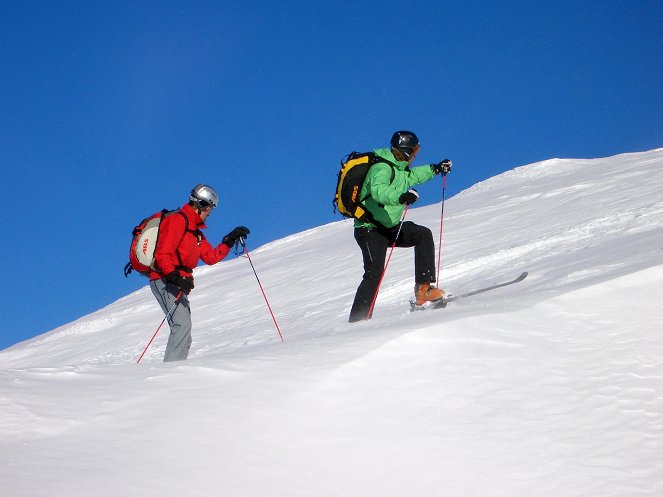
436, 173, 448, 283
240, 239, 285, 343
137, 290, 183, 364
366, 205, 410, 320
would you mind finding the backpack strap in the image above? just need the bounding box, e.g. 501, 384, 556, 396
359, 153, 397, 203
374, 155, 399, 173
357, 154, 397, 228
147, 209, 194, 275
356, 208, 389, 229
173, 210, 193, 274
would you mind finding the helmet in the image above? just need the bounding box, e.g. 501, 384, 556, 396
189, 184, 218, 209
390, 130, 420, 160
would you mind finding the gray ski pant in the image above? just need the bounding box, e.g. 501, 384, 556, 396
150, 278, 192, 362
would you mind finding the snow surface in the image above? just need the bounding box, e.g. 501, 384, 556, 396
2, 149, 663, 496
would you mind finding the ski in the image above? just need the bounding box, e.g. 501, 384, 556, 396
410, 271, 528, 311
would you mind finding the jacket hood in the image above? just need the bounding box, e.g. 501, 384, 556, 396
373, 147, 409, 170
180, 203, 207, 229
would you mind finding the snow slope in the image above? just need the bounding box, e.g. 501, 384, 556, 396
2, 149, 662, 496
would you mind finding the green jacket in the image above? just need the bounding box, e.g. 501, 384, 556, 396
355, 147, 435, 229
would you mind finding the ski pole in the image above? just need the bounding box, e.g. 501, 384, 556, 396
436, 173, 448, 283
137, 290, 183, 364
239, 239, 285, 343
366, 205, 410, 320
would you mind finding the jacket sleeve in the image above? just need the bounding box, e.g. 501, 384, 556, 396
153, 214, 187, 276
368, 163, 435, 206
199, 237, 231, 266
408, 164, 436, 186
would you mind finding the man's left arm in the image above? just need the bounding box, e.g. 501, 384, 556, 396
407, 164, 436, 187
199, 237, 230, 265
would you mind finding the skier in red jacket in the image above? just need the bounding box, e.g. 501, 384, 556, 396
150, 184, 249, 362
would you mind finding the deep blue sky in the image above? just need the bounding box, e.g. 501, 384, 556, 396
1, 1, 662, 350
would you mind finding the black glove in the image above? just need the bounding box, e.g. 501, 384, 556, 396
398, 189, 419, 205
165, 271, 194, 295
431, 159, 452, 175
222, 226, 250, 247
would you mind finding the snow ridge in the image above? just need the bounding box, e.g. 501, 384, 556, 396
1, 149, 663, 497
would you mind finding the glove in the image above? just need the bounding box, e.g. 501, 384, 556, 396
431, 159, 452, 175
398, 189, 419, 205
165, 271, 194, 295
222, 226, 250, 247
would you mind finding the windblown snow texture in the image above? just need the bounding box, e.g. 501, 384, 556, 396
2, 149, 663, 497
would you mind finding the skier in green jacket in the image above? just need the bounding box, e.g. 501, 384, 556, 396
349, 130, 452, 322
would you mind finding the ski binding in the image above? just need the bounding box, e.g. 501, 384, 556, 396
410, 271, 528, 311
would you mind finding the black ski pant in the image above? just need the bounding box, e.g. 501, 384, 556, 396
349, 221, 436, 322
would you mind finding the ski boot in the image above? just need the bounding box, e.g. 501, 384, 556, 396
414, 282, 445, 305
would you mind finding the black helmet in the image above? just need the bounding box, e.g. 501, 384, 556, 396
390, 130, 420, 160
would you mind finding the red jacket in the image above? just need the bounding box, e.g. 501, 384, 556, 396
149, 203, 230, 282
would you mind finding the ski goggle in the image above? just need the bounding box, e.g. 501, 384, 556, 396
198, 199, 216, 209
400, 143, 421, 160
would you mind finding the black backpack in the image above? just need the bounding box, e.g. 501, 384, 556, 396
333, 152, 396, 226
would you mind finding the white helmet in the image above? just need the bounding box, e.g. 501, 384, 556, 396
189, 184, 218, 208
